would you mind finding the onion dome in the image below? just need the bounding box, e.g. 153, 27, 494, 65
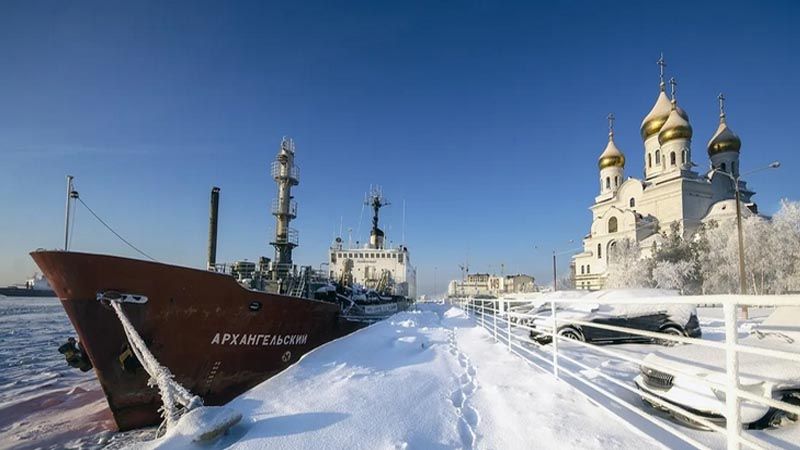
657, 78, 692, 145
640, 89, 673, 140
658, 107, 693, 144
598, 132, 625, 169
707, 94, 741, 155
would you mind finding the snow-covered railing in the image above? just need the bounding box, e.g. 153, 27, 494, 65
449, 294, 800, 450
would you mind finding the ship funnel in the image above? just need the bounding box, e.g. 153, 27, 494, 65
207, 187, 220, 271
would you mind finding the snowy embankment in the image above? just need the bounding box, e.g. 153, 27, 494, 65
144, 304, 659, 450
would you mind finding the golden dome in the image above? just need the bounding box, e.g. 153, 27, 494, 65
658, 106, 693, 144
707, 117, 741, 155
640, 89, 672, 140
598, 134, 625, 169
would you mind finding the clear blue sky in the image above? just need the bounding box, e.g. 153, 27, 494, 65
1, 1, 798, 294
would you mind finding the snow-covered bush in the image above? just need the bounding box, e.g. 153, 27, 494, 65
604, 239, 652, 289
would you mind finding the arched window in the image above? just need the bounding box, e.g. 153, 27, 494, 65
648, 154, 652, 168
670, 152, 676, 166
581, 265, 585, 275
682, 150, 687, 164
608, 217, 618, 233
629, 197, 636, 208
732, 161, 736, 174
597, 243, 602, 259
655, 150, 661, 165
587, 265, 590, 274
721, 162, 727, 172
605, 177, 610, 189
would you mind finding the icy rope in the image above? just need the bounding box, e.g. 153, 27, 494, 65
110, 301, 203, 429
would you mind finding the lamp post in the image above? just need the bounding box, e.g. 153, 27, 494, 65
709, 161, 780, 319
548, 240, 575, 291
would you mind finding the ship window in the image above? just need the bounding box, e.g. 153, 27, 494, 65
670, 152, 676, 166
597, 243, 602, 259
608, 217, 618, 233
655, 150, 661, 165
629, 198, 635, 208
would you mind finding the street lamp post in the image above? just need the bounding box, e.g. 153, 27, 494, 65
548, 240, 575, 292
709, 161, 780, 319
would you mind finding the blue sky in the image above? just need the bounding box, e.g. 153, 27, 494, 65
1, 0, 798, 294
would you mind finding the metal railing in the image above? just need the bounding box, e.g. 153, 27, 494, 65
271, 199, 298, 218
450, 294, 800, 450
271, 227, 299, 247
270, 161, 300, 182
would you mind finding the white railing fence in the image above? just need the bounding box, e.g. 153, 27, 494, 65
448, 295, 800, 450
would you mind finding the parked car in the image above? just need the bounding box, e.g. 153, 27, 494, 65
635, 307, 800, 430
527, 302, 702, 345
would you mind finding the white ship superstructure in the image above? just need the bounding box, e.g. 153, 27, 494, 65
328, 188, 417, 299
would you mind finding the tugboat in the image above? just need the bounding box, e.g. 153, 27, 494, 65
32, 138, 394, 431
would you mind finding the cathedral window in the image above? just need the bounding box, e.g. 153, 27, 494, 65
732, 161, 736, 174
605, 177, 610, 189
614, 176, 619, 186
608, 217, 618, 233
587, 265, 590, 274
682, 150, 687, 164
655, 150, 661, 165
581, 265, 585, 274
648, 154, 652, 168
670, 152, 676, 166
629, 198, 635, 208
721, 162, 727, 172
597, 243, 602, 259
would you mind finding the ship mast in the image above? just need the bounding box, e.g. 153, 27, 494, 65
366, 186, 389, 250
269, 137, 300, 281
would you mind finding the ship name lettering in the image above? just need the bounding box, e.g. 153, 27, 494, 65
210, 333, 308, 346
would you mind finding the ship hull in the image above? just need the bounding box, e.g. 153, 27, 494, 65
31, 250, 360, 431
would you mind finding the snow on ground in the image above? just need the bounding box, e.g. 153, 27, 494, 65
144, 304, 660, 450
4, 296, 799, 449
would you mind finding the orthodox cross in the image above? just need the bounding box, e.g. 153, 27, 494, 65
657, 53, 666, 87
718, 92, 726, 118
607, 113, 615, 137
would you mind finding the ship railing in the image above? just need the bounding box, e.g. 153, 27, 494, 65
271, 199, 298, 218
270, 161, 300, 183
448, 294, 800, 450
271, 228, 299, 247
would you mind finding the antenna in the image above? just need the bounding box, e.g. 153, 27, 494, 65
402, 199, 406, 245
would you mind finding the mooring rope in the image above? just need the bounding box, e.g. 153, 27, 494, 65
109, 301, 202, 428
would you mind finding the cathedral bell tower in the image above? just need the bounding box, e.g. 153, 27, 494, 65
598, 113, 625, 196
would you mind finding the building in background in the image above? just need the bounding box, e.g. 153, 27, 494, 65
447, 273, 536, 298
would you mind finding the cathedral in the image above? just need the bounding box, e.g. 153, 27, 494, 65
573, 56, 757, 290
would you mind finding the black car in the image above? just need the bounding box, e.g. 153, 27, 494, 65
527, 304, 702, 345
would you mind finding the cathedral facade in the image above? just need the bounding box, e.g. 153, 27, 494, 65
573, 58, 756, 290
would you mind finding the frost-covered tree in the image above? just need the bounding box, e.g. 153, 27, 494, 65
652, 260, 696, 293
604, 239, 652, 288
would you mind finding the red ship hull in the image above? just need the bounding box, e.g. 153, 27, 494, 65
31, 250, 360, 431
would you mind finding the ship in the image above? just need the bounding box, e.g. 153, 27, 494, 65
32, 138, 410, 431
317, 187, 417, 321
0, 273, 56, 297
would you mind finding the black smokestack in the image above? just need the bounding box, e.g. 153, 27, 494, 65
207, 187, 220, 271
